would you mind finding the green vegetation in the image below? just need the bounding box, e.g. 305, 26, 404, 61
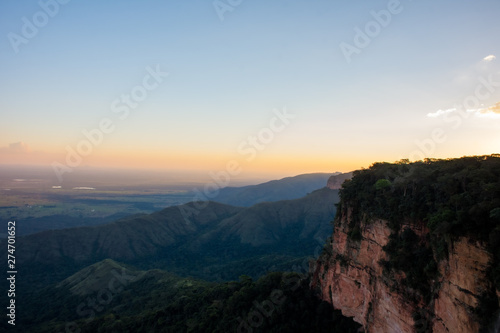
380, 229, 437, 299
1, 173, 351, 332
11, 188, 339, 296
341, 155, 500, 239
374, 178, 391, 190
338, 155, 500, 330
11, 260, 361, 333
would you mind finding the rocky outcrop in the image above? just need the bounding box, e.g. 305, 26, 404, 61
311, 207, 496, 332
326, 172, 353, 190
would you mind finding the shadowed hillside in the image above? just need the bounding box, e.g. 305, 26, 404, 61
10, 187, 340, 291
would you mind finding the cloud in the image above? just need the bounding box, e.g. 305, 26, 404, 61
483, 55, 496, 62
428, 102, 500, 119
478, 102, 500, 117
0, 142, 31, 153
427, 108, 456, 118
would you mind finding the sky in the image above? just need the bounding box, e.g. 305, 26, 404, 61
1, 0, 500, 182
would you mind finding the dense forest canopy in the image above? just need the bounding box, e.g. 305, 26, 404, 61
340, 154, 500, 241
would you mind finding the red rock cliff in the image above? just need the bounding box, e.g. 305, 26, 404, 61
311, 205, 497, 333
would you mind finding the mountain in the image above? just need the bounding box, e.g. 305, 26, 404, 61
203, 187, 338, 247
12, 187, 340, 289
57, 258, 145, 296
311, 155, 500, 332
213, 172, 340, 206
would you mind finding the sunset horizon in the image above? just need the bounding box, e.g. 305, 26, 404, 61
2, 1, 499, 184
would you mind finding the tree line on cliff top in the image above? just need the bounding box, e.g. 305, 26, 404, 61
340, 155, 500, 241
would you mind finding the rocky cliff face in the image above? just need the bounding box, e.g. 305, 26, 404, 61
326, 172, 353, 190
433, 237, 493, 333
311, 206, 497, 333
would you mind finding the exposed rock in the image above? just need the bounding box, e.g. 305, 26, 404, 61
311, 207, 496, 333
312, 212, 416, 332
326, 172, 353, 190
432, 237, 492, 333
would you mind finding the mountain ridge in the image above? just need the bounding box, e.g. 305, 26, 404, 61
12, 187, 340, 288
213, 172, 340, 206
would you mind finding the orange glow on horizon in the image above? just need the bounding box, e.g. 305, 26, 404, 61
5, 142, 494, 180
0, 145, 374, 177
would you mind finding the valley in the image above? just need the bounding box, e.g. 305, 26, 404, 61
3, 156, 500, 332
0, 171, 356, 332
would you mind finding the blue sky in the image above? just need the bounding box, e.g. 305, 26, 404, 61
1, 0, 499, 178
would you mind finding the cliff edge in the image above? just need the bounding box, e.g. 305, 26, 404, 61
311, 155, 500, 332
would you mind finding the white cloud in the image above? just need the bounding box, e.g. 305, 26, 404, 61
477, 102, 500, 118
428, 102, 500, 119
427, 108, 456, 118
483, 54, 496, 62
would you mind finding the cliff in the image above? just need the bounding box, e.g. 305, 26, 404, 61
311, 156, 500, 332
327, 172, 353, 190
311, 212, 495, 332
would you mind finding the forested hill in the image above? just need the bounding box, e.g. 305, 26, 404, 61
8, 187, 340, 289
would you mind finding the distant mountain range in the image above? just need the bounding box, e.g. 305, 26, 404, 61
213, 172, 340, 206
14, 187, 340, 289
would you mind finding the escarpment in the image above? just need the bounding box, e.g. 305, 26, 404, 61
311, 156, 500, 332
